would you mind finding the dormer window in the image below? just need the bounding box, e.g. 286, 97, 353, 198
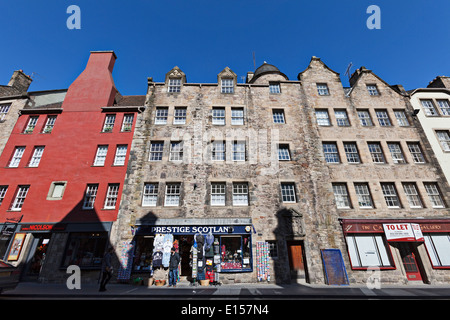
367, 84, 379, 96
168, 78, 181, 93
221, 78, 234, 93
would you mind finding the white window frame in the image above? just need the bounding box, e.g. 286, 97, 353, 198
212, 107, 226, 125
376, 110, 391, 126
173, 107, 187, 125
424, 234, 450, 267
211, 183, 226, 206
436, 130, 450, 152
402, 183, 423, 208
102, 114, 116, 132
357, 110, 373, 126
169, 141, 183, 161
221, 78, 234, 94
233, 182, 248, 206
0, 104, 10, 121
104, 184, 120, 209
367, 85, 379, 96
149, 141, 164, 161
368, 142, 385, 163
0, 186, 8, 206
28, 146, 45, 167
233, 141, 246, 162
168, 78, 181, 93
281, 183, 296, 203
113, 145, 127, 166
407, 142, 425, 163
332, 183, 351, 209
93, 145, 108, 166
9, 146, 25, 168
317, 83, 329, 96
354, 183, 373, 208
142, 183, 159, 207
24, 116, 38, 133
155, 107, 168, 125
42, 116, 57, 133
121, 114, 134, 132
322, 142, 340, 163
424, 183, 445, 208
272, 109, 285, 124
346, 235, 393, 268
10, 185, 29, 211
381, 183, 401, 208
343, 142, 360, 163
211, 141, 225, 161
164, 183, 181, 206
394, 110, 409, 126
421, 99, 438, 116
269, 83, 281, 94
82, 184, 99, 209
388, 142, 406, 164
437, 99, 450, 116
335, 110, 350, 126
231, 108, 244, 125
277, 144, 291, 161
315, 110, 330, 126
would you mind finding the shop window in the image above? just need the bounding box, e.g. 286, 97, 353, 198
62, 232, 108, 268
345, 234, 393, 269
424, 234, 450, 268
220, 235, 251, 271
132, 236, 154, 271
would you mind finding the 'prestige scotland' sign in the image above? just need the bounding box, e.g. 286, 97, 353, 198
135, 225, 251, 235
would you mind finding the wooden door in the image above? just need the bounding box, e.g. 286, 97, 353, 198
398, 243, 422, 281
287, 241, 305, 278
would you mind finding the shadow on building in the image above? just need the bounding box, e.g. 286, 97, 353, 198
5, 198, 120, 285
273, 207, 309, 286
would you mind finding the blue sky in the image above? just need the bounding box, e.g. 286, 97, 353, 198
1, 1, 449, 95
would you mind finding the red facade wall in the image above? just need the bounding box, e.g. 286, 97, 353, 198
0, 51, 134, 225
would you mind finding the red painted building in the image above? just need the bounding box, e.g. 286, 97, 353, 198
0, 51, 143, 282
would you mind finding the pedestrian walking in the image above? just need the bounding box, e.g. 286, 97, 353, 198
99, 247, 114, 292
168, 247, 180, 287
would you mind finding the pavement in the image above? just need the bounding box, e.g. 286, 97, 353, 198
2, 280, 450, 300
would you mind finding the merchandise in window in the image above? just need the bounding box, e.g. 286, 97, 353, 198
220, 235, 251, 271
62, 232, 108, 268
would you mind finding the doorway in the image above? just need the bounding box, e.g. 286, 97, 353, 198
21, 234, 51, 281
397, 243, 424, 282
287, 241, 308, 283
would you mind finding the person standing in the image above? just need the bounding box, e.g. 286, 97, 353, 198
168, 247, 180, 287
99, 247, 114, 292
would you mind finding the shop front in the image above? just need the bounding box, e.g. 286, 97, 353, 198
119, 218, 254, 284
2, 222, 113, 283
341, 219, 450, 284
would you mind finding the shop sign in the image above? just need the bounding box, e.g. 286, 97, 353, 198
20, 224, 66, 232
383, 223, 423, 242
136, 225, 250, 235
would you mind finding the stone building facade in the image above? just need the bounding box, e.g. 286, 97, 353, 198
111, 61, 349, 285
0, 70, 33, 156
300, 57, 450, 285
